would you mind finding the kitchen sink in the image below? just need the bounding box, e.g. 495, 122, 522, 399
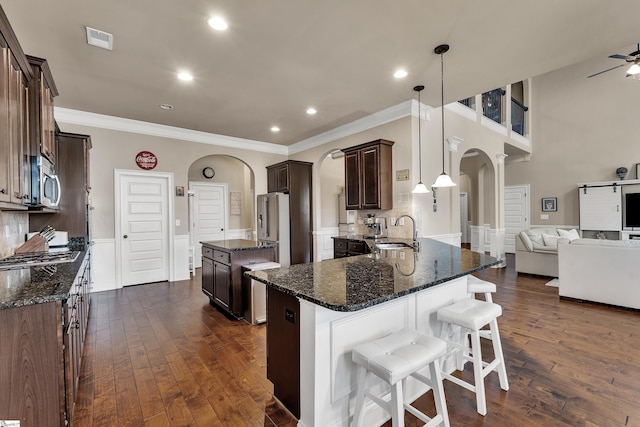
375, 242, 414, 250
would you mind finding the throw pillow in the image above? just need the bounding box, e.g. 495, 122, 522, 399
558, 228, 580, 241
542, 234, 559, 248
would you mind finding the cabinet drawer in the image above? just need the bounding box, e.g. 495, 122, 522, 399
202, 247, 214, 259
347, 241, 367, 254
213, 250, 231, 264
334, 239, 347, 250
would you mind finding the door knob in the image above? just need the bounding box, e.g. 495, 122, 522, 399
123, 235, 128, 239
221, 228, 224, 231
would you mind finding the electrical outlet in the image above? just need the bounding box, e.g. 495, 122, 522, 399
176, 219, 181, 226
4, 225, 9, 238
400, 252, 405, 260
390, 217, 396, 225
541, 214, 549, 220
399, 218, 405, 226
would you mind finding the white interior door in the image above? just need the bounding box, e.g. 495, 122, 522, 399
117, 172, 171, 286
190, 182, 227, 268
504, 185, 529, 253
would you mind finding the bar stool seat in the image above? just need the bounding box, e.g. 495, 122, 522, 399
351, 328, 450, 427
437, 299, 509, 416
467, 275, 496, 303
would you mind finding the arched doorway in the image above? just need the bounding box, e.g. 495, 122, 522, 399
188, 155, 255, 267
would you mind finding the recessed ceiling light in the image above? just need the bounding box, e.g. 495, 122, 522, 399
160, 103, 174, 110
177, 71, 193, 81
306, 107, 317, 115
208, 16, 228, 31
394, 69, 408, 78
271, 126, 280, 132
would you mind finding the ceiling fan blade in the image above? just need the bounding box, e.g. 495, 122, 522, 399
609, 54, 635, 60
587, 63, 626, 78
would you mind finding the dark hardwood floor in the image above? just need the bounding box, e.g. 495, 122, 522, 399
73, 254, 640, 427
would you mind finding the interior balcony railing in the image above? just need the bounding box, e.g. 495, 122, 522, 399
458, 96, 476, 110
511, 97, 528, 136
482, 88, 506, 124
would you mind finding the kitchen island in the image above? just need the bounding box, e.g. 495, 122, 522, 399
246, 238, 499, 427
200, 239, 276, 318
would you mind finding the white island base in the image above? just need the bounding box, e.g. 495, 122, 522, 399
297, 276, 468, 427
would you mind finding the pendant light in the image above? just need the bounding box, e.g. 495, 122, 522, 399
412, 85, 430, 194
432, 44, 456, 188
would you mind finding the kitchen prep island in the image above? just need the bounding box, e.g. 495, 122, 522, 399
245, 238, 499, 427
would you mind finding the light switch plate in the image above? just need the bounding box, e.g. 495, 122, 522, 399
541, 214, 549, 220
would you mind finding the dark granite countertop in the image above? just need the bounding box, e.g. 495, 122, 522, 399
201, 239, 277, 251
0, 250, 87, 310
246, 238, 499, 312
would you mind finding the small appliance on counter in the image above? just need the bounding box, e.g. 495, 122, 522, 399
363, 214, 387, 239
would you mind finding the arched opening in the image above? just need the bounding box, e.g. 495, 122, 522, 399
315, 150, 347, 260
187, 155, 255, 266
460, 149, 496, 251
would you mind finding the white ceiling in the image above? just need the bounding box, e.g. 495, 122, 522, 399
2, 0, 640, 146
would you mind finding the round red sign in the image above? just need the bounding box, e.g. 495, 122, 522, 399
135, 151, 158, 170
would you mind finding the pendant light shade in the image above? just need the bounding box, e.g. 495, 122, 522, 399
412, 85, 430, 194
431, 44, 456, 188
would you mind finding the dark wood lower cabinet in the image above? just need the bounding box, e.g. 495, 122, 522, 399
333, 237, 371, 258
267, 287, 300, 418
0, 253, 91, 427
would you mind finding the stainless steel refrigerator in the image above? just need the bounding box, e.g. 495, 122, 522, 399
257, 192, 291, 266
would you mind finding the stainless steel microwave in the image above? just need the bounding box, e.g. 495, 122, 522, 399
31, 156, 61, 208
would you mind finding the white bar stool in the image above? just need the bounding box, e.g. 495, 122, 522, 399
467, 275, 496, 303
351, 328, 450, 427
437, 299, 509, 416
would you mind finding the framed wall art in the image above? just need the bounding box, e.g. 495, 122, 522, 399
542, 197, 557, 212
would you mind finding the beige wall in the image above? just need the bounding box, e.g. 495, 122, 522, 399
505, 55, 640, 226
319, 156, 344, 228
57, 123, 286, 239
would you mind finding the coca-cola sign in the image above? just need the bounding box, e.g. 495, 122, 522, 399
135, 151, 158, 170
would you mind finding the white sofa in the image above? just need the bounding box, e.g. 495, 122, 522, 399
515, 227, 580, 277
558, 238, 640, 309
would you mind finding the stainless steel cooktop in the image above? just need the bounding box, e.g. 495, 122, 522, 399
0, 251, 80, 271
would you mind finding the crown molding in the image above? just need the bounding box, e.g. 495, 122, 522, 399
288, 100, 416, 155
54, 107, 289, 155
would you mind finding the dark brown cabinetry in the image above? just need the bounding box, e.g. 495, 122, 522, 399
0, 253, 91, 427
201, 243, 275, 318
27, 55, 58, 165
333, 237, 371, 258
266, 160, 313, 264
0, 6, 32, 210
267, 286, 300, 418
342, 139, 394, 210
30, 132, 92, 241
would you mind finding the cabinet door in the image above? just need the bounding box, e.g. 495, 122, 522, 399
0, 48, 10, 204
579, 186, 622, 231
202, 256, 214, 297
213, 261, 231, 308
9, 62, 25, 204
276, 164, 289, 192
344, 152, 361, 209
267, 167, 277, 193
360, 145, 381, 209
333, 238, 347, 258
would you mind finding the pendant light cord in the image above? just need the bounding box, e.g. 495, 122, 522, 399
440, 50, 445, 174
418, 89, 423, 183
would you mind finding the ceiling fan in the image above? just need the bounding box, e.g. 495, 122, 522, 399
587, 43, 640, 78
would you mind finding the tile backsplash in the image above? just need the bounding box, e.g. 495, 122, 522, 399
354, 208, 414, 239
0, 212, 28, 258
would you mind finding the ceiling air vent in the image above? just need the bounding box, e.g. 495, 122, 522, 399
86, 26, 113, 50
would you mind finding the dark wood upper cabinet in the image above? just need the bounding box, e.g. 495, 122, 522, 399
27, 55, 58, 165
0, 5, 33, 210
342, 139, 394, 210
265, 160, 313, 264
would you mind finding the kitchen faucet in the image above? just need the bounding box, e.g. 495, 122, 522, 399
394, 215, 419, 250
